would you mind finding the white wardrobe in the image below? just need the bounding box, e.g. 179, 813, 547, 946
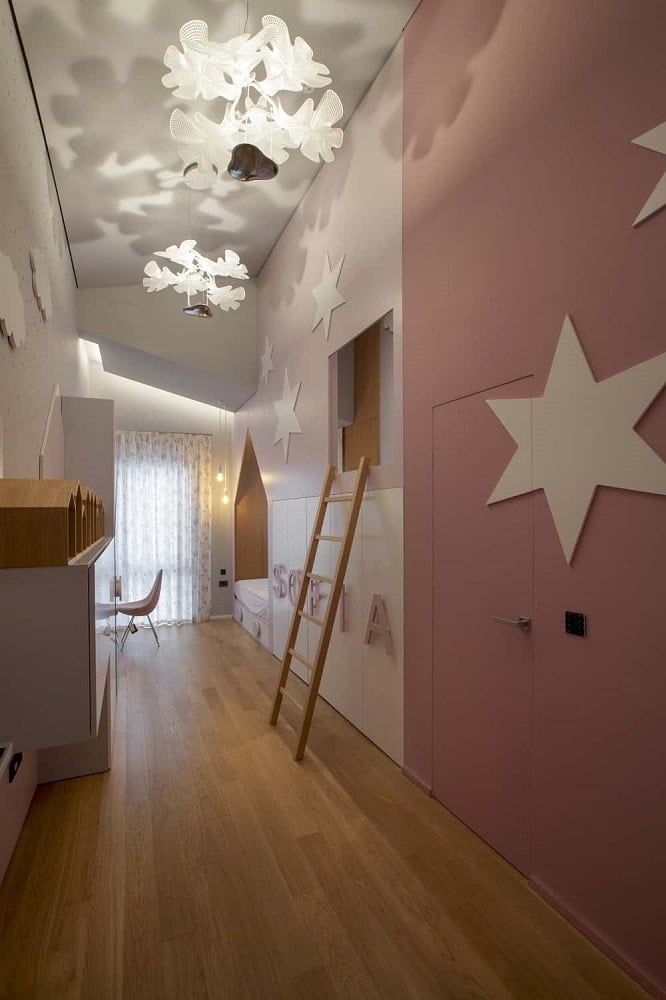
271, 488, 403, 765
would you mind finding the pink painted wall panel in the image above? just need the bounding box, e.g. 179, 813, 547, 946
403, 0, 666, 995
433, 379, 535, 875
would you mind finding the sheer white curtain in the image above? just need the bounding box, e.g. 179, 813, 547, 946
115, 431, 212, 624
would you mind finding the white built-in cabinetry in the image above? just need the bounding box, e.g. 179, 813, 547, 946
0, 538, 115, 752
271, 488, 403, 764
0, 395, 117, 782
233, 599, 272, 652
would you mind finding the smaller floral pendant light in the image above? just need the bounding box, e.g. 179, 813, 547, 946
143, 240, 249, 316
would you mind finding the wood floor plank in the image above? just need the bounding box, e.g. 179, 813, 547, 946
161, 935, 210, 1000
0, 621, 649, 1000
122, 801, 165, 999
295, 887, 384, 1000
80, 839, 125, 1000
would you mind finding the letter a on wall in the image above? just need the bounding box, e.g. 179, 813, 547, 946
364, 594, 394, 656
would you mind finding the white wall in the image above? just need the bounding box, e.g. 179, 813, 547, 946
77, 280, 258, 409
0, 6, 88, 478
232, 41, 403, 501
89, 362, 233, 616
0, 4, 89, 882
230, 42, 404, 760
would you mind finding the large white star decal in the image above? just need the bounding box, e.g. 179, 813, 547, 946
273, 369, 302, 462
632, 122, 666, 226
259, 336, 274, 388
487, 316, 666, 563
312, 253, 345, 340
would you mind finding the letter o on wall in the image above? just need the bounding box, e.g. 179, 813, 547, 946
288, 569, 303, 607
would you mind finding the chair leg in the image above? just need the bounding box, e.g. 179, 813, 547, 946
147, 614, 160, 648
120, 617, 134, 651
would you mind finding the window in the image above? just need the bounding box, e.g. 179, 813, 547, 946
115, 431, 212, 624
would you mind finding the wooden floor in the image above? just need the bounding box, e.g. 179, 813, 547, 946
0, 621, 647, 1000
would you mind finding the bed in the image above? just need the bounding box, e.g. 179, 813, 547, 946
233, 578, 271, 649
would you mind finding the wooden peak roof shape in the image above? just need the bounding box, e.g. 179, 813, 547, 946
0, 478, 105, 568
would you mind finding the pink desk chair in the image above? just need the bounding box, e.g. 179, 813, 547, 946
118, 570, 163, 651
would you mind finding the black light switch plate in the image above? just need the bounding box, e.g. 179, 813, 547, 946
565, 611, 586, 637
218, 580, 228, 588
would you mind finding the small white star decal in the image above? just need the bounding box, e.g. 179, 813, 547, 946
632, 122, 666, 226
260, 336, 274, 388
273, 369, 302, 462
487, 315, 666, 563
312, 253, 345, 340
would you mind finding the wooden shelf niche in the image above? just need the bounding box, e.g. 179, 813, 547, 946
0, 478, 105, 569
234, 433, 268, 582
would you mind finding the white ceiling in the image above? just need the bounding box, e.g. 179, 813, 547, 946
14, 0, 419, 287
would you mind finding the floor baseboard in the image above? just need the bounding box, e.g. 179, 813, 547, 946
530, 878, 664, 1000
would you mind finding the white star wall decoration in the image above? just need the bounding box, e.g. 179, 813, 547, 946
631, 122, 666, 226
260, 336, 275, 388
273, 369, 302, 462
487, 315, 666, 563
312, 253, 345, 340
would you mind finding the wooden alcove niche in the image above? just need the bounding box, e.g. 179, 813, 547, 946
234, 432, 268, 582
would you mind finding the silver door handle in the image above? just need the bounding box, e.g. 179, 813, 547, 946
493, 615, 531, 633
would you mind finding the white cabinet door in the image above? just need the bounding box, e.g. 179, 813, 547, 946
327, 500, 364, 731
270, 490, 404, 767
306, 498, 334, 701
361, 489, 404, 765
287, 498, 308, 680
271, 500, 290, 659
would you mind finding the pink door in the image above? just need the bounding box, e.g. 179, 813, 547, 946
432, 377, 534, 874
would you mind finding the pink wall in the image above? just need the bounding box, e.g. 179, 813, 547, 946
403, 1, 666, 996
233, 43, 403, 502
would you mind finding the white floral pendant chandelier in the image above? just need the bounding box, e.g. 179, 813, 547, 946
143, 240, 248, 317
162, 15, 344, 186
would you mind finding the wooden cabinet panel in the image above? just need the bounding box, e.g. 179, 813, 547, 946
234, 435, 268, 582
343, 324, 381, 470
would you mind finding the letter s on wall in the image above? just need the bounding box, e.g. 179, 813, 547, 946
272, 563, 287, 598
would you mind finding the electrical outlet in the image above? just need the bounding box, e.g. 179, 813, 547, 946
218, 580, 228, 588
565, 611, 586, 637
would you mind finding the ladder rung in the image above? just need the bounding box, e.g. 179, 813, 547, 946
279, 687, 304, 712
324, 493, 353, 503
288, 648, 313, 671
298, 610, 323, 626
316, 534, 343, 542
307, 572, 334, 584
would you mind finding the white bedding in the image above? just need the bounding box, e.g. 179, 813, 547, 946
234, 578, 269, 618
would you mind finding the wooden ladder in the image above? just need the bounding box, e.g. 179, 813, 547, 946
269, 457, 370, 760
